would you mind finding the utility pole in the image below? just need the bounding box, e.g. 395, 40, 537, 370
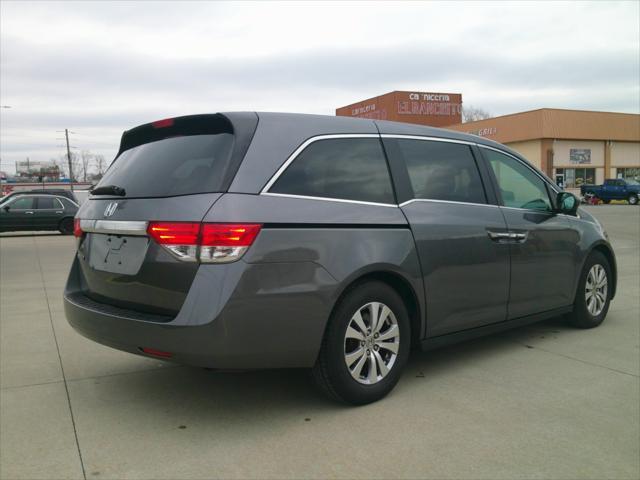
65, 128, 74, 191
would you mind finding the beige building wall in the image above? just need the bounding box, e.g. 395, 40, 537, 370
553, 140, 605, 167
611, 142, 640, 168
505, 140, 541, 168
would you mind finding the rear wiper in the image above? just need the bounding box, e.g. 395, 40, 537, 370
91, 185, 126, 196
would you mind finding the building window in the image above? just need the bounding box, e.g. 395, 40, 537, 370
556, 168, 596, 188
617, 168, 640, 182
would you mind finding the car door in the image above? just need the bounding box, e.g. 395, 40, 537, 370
0, 196, 36, 230
34, 196, 65, 229
480, 146, 577, 319
383, 136, 510, 336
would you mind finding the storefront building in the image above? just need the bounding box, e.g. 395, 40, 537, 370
446, 109, 640, 191
336, 91, 463, 127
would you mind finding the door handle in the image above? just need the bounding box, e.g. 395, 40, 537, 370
55, 211, 63, 214
487, 231, 528, 243
487, 231, 511, 241
25, 211, 34, 214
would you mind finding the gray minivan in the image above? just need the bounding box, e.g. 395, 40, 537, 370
64, 113, 616, 404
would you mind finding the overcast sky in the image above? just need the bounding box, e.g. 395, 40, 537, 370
1, 0, 639, 173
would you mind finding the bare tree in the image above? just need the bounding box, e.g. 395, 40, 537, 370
80, 150, 93, 182
94, 154, 106, 175
462, 105, 492, 123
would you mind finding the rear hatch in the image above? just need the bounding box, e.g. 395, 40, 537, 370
74, 113, 257, 318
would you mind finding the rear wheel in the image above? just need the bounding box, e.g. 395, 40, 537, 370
628, 194, 638, 205
312, 281, 411, 405
566, 251, 612, 329
602, 199, 611, 204
59, 217, 74, 235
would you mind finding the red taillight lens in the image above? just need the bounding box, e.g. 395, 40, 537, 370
151, 118, 174, 128
147, 222, 262, 263
73, 218, 83, 237
201, 224, 262, 247
147, 222, 200, 245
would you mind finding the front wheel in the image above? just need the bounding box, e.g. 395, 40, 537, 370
566, 251, 612, 329
312, 281, 411, 405
628, 194, 638, 205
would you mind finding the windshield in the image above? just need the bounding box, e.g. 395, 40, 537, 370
625, 179, 639, 185
96, 134, 234, 198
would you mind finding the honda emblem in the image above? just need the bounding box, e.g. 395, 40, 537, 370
104, 202, 118, 217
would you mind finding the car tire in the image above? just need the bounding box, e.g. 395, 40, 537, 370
602, 199, 610, 204
628, 194, 638, 205
312, 281, 411, 405
566, 251, 612, 329
59, 217, 74, 235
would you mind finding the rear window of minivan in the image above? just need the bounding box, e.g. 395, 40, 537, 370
96, 134, 234, 198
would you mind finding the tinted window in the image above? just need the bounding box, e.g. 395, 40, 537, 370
393, 139, 486, 204
485, 149, 552, 211
36, 197, 61, 209
9, 197, 34, 209
96, 134, 234, 198
270, 138, 394, 204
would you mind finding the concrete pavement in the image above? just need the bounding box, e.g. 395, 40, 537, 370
1, 205, 639, 479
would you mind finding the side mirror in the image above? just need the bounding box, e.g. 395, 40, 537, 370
556, 192, 578, 216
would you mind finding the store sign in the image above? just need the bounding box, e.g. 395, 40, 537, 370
351, 103, 376, 116
570, 148, 591, 164
397, 92, 461, 117
468, 127, 497, 137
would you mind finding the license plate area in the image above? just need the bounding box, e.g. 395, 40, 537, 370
87, 233, 149, 275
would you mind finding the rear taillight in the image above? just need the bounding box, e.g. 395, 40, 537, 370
200, 224, 262, 264
73, 218, 83, 237
147, 222, 262, 263
151, 118, 174, 128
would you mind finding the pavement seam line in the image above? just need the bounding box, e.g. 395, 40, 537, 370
34, 236, 88, 480
513, 340, 640, 378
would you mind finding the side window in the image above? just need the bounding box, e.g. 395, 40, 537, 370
394, 139, 486, 204
484, 149, 552, 212
269, 138, 394, 204
36, 197, 61, 209
9, 197, 35, 209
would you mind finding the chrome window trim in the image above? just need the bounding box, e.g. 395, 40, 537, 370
380, 134, 476, 146
399, 198, 499, 209
260, 134, 381, 194
261, 192, 397, 208
259, 133, 563, 211
80, 220, 149, 236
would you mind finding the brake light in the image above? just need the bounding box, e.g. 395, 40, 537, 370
147, 222, 200, 245
147, 222, 262, 263
151, 118, 174, 128
73, 218, 83, 237
201, 224, 262, 247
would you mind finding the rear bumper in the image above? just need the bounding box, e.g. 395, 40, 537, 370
64, 256, 337, 369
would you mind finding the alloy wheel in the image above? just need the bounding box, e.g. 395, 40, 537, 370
343, 302, 400, 385
585, 264, 608, 316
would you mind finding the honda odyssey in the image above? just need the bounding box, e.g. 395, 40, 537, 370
64, 113, 616, 404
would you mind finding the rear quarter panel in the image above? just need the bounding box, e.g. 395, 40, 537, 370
205, 193, 426, 350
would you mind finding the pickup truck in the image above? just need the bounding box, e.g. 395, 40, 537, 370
580, 178, 640, 205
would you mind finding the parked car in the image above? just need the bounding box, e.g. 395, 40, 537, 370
580, 179, 640, 205
64, 113, 616, 404
0, 193, 79, 234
